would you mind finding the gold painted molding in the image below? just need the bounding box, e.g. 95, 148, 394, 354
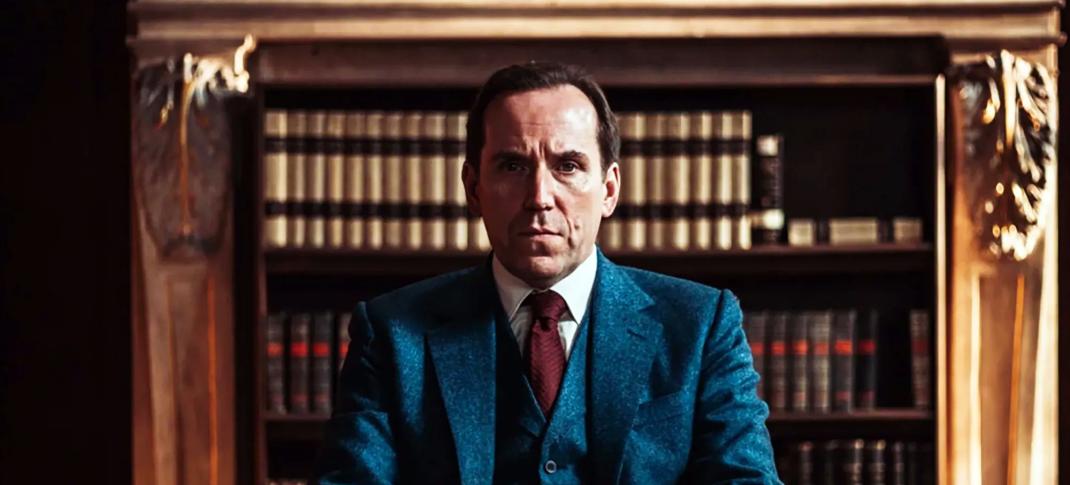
128, 0, 1062, 48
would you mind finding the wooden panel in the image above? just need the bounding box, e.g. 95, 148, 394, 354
128, 1, 1062, 54
253, 37, 947, 87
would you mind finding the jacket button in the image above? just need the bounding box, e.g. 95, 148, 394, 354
544, 460, 558, 474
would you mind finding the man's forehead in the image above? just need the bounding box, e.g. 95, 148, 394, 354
485, 85, 598, 129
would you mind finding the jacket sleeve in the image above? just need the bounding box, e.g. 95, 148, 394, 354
683, 289, 783, 484
312, 301, 398, 485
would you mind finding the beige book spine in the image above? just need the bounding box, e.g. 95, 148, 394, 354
383, 112, 404, 250
423, 112, 448, 251
620, 112, 646, 251
730, 110, 752, 250
445, 112, 469, 251
645, 112, 666, 250
666, 112, 690, 251
712, 111, 733, 250
286, 110, 308, 248
690, 111, 714, 250
477, 220, 492, 251
828, 217, 880, 245
598, 112, 624, 251
364, 111, 384, 250
263, 109, 288, 248
325, 112, 346, 249
403, 112, 424, 251
344, 112, 366, 249
306, 110, 327, 249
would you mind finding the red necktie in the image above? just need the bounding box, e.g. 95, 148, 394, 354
525, 290, 568, 418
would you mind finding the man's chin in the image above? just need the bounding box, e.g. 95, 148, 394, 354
505, 255, 567, 288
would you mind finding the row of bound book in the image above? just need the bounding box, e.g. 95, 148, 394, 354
776, 439, 934, 485
262, 110, 492, 252
265, 311, 351, 416
744, 309, 931, 413
263, 108, 928, 253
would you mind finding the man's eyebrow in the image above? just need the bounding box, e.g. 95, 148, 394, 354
558, 149, 590, 162
490, 149, 529, 162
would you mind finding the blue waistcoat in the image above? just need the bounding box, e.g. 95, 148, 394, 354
494, 306, 592, 484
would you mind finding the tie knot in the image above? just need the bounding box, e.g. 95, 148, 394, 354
524, 290, 568, 323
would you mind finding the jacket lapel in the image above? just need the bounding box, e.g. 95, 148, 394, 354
426, 264, 497, 485
589, 251, 659, 484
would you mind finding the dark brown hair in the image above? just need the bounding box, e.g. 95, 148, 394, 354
465, 61, 619, 175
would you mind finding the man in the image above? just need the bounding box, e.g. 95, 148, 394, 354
314, 62, 779, 484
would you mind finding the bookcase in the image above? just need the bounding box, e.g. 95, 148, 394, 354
245, 38, 945, 483
127, 2, 1062, 485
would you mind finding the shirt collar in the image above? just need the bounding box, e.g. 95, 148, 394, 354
491, 247, 599, 323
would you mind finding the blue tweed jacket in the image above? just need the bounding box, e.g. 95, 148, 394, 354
314, 250, 780, 484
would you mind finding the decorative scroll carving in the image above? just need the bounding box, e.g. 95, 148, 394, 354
133, 36, 255, 260
953, 50, 1056, 261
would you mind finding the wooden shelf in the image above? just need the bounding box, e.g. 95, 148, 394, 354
263, 408, 934, 443
264, 243, 932, 278
767, 408, 932, 423
766, 408, 934, 439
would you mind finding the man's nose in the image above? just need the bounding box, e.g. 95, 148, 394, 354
524, 163, 555, 211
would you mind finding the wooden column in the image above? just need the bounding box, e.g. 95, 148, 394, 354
947, 50, 1059, 485
131, 40, 254, 485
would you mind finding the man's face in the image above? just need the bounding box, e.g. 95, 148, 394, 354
463, 85, 620, 289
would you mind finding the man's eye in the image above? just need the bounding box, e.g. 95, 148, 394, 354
503, 162, 524, 172
560, 161, 579, 173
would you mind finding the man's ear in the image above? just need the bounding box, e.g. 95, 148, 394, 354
601, 161, 620, 218
462, 162, 482, 217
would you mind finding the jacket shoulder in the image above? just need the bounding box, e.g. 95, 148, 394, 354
617, 265, 726, 312
363, 265, 482, 323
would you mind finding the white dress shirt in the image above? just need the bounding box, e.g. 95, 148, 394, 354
491, 248, 599, 360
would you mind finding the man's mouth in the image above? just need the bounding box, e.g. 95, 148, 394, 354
518, 228, 559, 237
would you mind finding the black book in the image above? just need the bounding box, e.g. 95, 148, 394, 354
796, 441, 814, 485
819, 440, 839, 485
841, 439, 864, 485
265, 312, 287, 414
909, 310, 932, 409
790, 312, 810, 412
856, 309, 879, 410
311, 311, 334, 415
809, 311, 833, 413
866, 440, 886, 485
288, 313, 311, 414
832, 309, 857, 412
752, 134, 784, 245
890, 441, 906, 485
905, 442, 919, 485
337, 312, 352, 373
767, 311, 790, 412
743, 311, 767, 401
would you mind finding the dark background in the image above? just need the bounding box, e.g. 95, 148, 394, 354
0, 1, 1066, 484
0, 2, 131, 484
